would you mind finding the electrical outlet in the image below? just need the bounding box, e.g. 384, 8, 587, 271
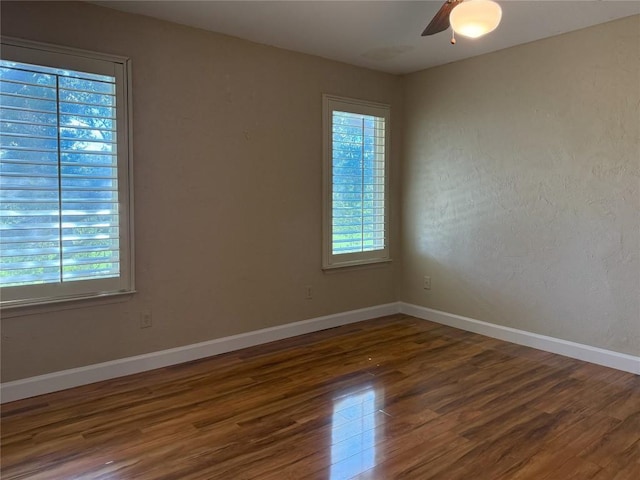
423, 276, 431, 290
305, 285, 313, 300
140, 311, 152, 329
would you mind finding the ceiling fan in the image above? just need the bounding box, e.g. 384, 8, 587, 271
422, 0, 503, 44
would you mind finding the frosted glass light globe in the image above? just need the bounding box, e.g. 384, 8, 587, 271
450, 0, 502, 39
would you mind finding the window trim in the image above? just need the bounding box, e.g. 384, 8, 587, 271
0, 36, 135, 309
322, 94, 391, 270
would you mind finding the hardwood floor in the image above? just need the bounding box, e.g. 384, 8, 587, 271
1, 314, 639, 479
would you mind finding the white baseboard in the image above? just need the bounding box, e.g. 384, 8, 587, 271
400, 302, 640, 375
0, 303, 400, 404
3, 302, 637, 403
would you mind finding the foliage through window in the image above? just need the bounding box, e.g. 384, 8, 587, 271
0, 38, 133, 307
323, 95, 390, 269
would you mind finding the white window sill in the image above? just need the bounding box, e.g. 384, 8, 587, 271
322, 258, 392, 273
1, 290, 137, 318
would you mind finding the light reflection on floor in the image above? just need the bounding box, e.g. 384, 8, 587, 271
330, 386, 379, 480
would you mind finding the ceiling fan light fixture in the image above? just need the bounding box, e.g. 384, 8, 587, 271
450, 0, 502, 39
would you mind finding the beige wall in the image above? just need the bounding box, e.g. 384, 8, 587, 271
1, 2, 638, 383
0, 1, 403, 381
401, 16, 640, 356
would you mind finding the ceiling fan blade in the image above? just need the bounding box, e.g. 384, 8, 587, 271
421, 0, 462, 36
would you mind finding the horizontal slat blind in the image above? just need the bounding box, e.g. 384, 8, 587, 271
331, 111, 386, 255
0, 60, 120, 287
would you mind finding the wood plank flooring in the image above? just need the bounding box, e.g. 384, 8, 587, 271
1, 314, 639, 479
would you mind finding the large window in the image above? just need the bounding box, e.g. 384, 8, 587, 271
0, 38, 134, 307
322, 95, 390, 269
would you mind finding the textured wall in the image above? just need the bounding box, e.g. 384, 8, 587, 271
401, 16, 640, 355
1, 3, 637, 384
0, 1, 403, 381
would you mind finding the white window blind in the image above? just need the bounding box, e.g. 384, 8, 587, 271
0, 38, 133, 307
323, 95, 390, 269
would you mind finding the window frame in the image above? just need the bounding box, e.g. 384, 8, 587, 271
0, 36, 135, 309
322, 94, 391, 270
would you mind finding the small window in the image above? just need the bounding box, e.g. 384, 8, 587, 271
322, 95, 390, 269
0, 38, 134, 307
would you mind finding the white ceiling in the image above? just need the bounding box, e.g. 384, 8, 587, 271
94, 0, 640, 74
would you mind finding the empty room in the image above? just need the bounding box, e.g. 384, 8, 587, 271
0, 1, 638, 479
